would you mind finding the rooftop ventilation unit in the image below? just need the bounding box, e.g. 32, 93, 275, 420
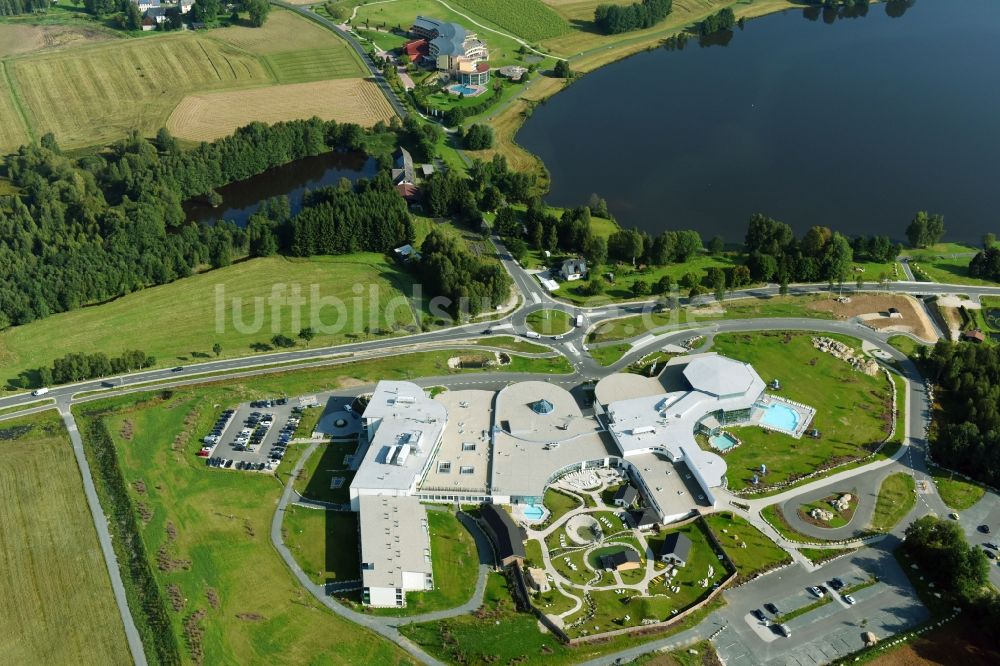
632, 425, 656, 436
396, 395, 415, 404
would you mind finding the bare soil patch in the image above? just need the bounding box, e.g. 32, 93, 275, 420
808, 294, 936, 341
870, 617, 1000, 666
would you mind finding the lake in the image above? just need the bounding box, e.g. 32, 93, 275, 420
183, 151, 378, 226
517, 0, 1000, 243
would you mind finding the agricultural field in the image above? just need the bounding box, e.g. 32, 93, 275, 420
713, 331, 894, 491
0, 9, 375, 153
0, 412, 130, 665
0, 254, 422, 390
166, 79, 395, 142
0, 23, 114, 58
76, 383, 414, 665
0, 65, 29, 150
450, 0, 570, 42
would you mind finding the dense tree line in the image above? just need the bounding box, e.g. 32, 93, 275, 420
0, 118, 380, 330
698, 7, 735, 36
397, 115, 443, 162
902, 515, 1000, 635
461, 124, 494, 150
969, 246, 1000, 282
0, 0, 49, 15
288, 176, 414, 256
594, 0, 672, 34
424, 154, 535, 219
922, 341, 1000, 487
39, 350, 155, 386
743, 214, 854, 284
850, 234, 902, 263
905, 211, 945, 248
419, 229, 511, 317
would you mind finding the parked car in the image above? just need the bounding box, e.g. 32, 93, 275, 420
829, 578, 845, 591
978, 524, 991, 534
775, 624, 791, 638
223, 459, 233, 468
949, 512, 960, 520
985, 549, 997, 560
843, 594, 857, 605
750, 609, 767, 623
764, 603, 779, 615
809, 586, 825, 597
984, 542, 998, 550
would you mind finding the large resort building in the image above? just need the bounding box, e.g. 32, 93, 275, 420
409, 16, 490, 86
348, 353, 793, 606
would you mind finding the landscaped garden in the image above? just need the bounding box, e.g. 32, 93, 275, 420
712, 331, 895, 492
797, 491, 859, 529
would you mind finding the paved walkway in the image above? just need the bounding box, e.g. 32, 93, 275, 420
59, 405, 148, 666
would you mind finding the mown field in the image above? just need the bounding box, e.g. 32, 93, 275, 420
0, 254, 422, 390
76, 380, 416, 665
0, 9, 371, 153
0, 412, 130, 665
0, 64, 29, 149
167, 79, 394, 142
450, 0, 569, 42
713, 331, 894, 491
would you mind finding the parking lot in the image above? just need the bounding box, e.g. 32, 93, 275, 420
198, 397, 305, 472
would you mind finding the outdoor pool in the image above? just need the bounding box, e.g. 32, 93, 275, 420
448, 84, 483, 96
708, 432, 739, 452
523, 504, 544, 521
760, 402, 800, 433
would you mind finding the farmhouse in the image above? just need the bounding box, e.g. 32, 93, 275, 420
560, 258, 587, 281
410, 16, 490, 86
600, 549, 642, 572
659, 531, 693, 566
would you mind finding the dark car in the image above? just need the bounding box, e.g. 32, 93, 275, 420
223, 459, 233, 468
764, 603, 779, 615
979, 524, 991, 534
750, 609, 767, 622
172, 366, 184, 372
829, 578, 845, 591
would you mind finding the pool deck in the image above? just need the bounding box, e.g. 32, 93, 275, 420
751, 394, 815, 439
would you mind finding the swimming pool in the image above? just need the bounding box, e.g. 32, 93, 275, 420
708, 432, 739, 451
448, 84, 482, 96
759, 402, 800, 433
523, 504, 544, 521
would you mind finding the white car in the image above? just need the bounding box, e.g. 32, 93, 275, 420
32, 387, 49, 396
809, 586, 825, 597
843, 594, 856, 605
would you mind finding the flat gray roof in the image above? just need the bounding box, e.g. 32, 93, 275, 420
351, 381, 447, 495
422, 390, 493, 494
358, 495, 432, 590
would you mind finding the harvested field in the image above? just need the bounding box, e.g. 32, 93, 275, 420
808, 295, 937, 342
0, 66, 29, 151
7, 34, 269, 151
869, 616, 1000, 666
210, 9, 350, 55
0, 24, 113, 58
166, 78, 395, 142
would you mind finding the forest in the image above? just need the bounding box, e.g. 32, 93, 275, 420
594, 0, 672, 35
0, 0, 48, 15
922, 341, 1000, 487
0, 119, 378, 329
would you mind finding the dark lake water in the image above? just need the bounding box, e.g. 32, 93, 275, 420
517, 0, 1000, 243
184, 151, 378, 226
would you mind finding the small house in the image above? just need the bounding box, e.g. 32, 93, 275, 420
560, 258, 586, 281
659, 531, 692, 566
613, 484, 638, 508
961, 329, 985, 344
627, 507, 659, 531
600, 549, 641, 572
391, 147, 415, 185
394, 244, 421, 262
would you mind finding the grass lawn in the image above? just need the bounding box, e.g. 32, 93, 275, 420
475, 335, 550, 353
703, 512, 791, 583
525, 538, 544, 568
903, 242, 989, 286
292, 441, 358, 504
888, 335, 922, 356
870, 473, 916, 532
543, 487, 582, 524
590, 343, 631, 366
526, 309, 574, 335
0, 412, 131, 665
929, 465, 986, 511
776, 595, 831, 623
713, 332, 893, 491
76, 389, 412, 665
798, 547, 854, 565
761, 504, 833, 544
283, 506, 361, 584
0, 254, 424, 390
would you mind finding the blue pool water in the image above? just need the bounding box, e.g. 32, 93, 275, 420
709, 432, 738, 451
449, 84, 481, 96
760, 402, 800, 433
523, 504, 544, 521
